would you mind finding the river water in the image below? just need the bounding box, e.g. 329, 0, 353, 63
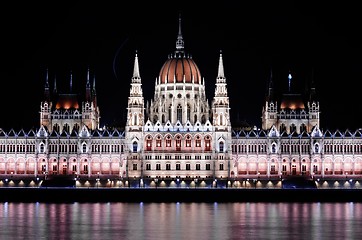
1, 202, 361, 239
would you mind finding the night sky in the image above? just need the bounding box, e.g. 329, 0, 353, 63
1, 1, 361, 132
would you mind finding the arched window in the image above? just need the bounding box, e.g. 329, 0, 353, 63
194, 114, 197, 124
133, 141, 138, 153
162, 114, 165, 124
177, 104, 182, 123
146, 136, 152, 151
134, 114, 138, 125
272, 143, 276, 153
219, 141, 224, 152
201, 115, 206, 124
63, 123, 70, 133
176, 136, 181, 151
300, 124, 306, 133
187, 104, 191, 121
82, 143, 87, 153
168, 105, 172, 122
205, 136, 211, 151
290, 124, 296, 133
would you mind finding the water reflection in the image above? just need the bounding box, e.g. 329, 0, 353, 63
1, 202, 361, 239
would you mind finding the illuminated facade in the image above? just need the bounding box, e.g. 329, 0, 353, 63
1, 16, 362, 188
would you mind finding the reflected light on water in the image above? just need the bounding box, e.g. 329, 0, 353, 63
1, 202, 362, 239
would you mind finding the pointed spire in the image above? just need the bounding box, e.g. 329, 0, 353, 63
267, 67, 274, 100
86, 67, 91, 102
44, 68, 50, 101
217, 50, 225, 79
86, 66, 90, 88
70, 70, 73, 92
53, 75, 57, 94
45, 68, 49, 88
288, 70, 292, 92
175, 12, 184, 53
92, 74, 96, 94
132, 50, 141, 82
309, 68, 317, 101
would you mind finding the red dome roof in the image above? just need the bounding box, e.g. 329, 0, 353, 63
159, 55, 201, 84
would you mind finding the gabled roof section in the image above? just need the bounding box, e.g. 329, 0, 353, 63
354, 129, 362, 138
17, 129, 26, 137
291, 131, 299, 138
36, 126, 48, 138
300, 131, 310, 138
8, 129, 17, 137
27, 129, 36, 137
268, 125, 280, 138
311, 125, 322, 138
92, 130, 100, 137
50, 130, 59, 137
344, 129, 353, 138
280, 131, 289, 138
0, 129, 7, 137
323, 129, 333, 138
60, 130, 69, 137
333, 129, 343, 138
248, 130, 257, 138
79, 125, 90, 138
258, 130, 267, 138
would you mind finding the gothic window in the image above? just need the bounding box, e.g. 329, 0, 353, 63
201, 115, 206, 124
219, 141, 224, 152
205, 136, 211, 151
313, 165, 318, 173
272, 143, 276, 153
186, 163, 191, 170
186, 135, 191, 147
206, 163, 211, 170
134, 114, 138, 125
156, 163, 161, 170
63, 123, 70, 133
219, 163, 224, 171
187, 104, 191, 121
162, 114, 165, 124
73, 124, 80, 132
133, 141, 138, 153
53, 124, 60, 133
166, 136, 171, 147
290, 124, 296, 133
156, 136, 162, 148
168, 105, 172, 122
146, 163, 151, 170
39, 143, 45, 153
196, 163, 201, 170
194, 114, 197, 124
177, 104, 182, 122
166, 163, 171, 170
315, 143, 319, 153
176, 163, 181, 170
82, 143, 87, 153
196, 136, 201, 148
280, 124, 286, 133
176, 136, 181, 151
300, 124, 306, 133
83, 164, 88, 174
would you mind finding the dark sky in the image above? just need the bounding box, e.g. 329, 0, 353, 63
1, 1, 362, 132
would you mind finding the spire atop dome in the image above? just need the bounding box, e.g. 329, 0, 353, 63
175, 13, 184, 53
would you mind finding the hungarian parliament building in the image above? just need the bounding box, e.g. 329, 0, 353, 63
1, 17, 361, 188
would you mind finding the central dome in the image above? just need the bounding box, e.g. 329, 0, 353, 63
159, 54, 201, 84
